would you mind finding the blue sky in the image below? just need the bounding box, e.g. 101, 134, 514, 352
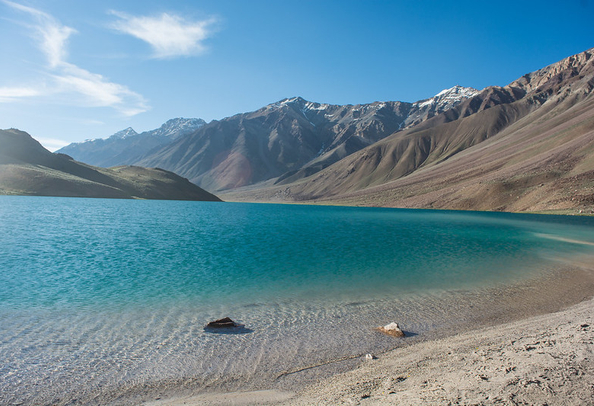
1, 0, 593, 151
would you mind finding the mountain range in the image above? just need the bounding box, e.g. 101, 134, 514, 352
42, 47, 594, 212
57, 118, 206, 168
223, 47, 594, 213
58, 86, 479, 192
0, 129, 221, 201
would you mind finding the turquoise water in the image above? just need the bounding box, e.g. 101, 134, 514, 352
1, 196, 594, 404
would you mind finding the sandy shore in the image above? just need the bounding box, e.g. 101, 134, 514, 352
146, 262, 594, 406
147, 297, 594, 406
287, 297, 594, 405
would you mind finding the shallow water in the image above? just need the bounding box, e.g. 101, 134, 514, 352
1, 197, 594, 404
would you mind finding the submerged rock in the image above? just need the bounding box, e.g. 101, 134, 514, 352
376, 322, 405, 337
204, 317, 252, 334
206, 317, 241, 328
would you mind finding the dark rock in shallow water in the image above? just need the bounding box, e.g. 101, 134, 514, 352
206, 317, 239, 328
204, 317, 252, 334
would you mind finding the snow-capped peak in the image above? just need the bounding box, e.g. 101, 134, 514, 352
110, 127, 138, 140
268, 96, 306, 109
414, 86, 479, 110
152, 118, 206, 137
435, 85, 479, 99
282, 96, 304, 104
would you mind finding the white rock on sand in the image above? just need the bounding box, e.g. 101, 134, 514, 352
375, 322, 405, 337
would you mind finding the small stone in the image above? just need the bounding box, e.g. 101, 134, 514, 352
204, 317, 253, 334
365, 354, 376, 360
376, 322, 405, 337
205, 317, 241, 329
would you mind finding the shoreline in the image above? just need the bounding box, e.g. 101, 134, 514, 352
212, 195, 594, 217
145, 298, 594, 405
137, 257, 594, 406
285, 295, 594, 405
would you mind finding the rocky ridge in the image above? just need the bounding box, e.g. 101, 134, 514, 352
57, 117, 206, 168
132, 86, 478, 191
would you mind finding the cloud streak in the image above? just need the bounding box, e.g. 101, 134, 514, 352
35, 136, 71, 152
110, 11, 216, 58
2, 0, 75, 68
53, 63, 148, 116
1, 0, 148, 115
0, 86, 41, 102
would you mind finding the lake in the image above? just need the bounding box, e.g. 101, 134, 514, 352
1, 196, 594, 404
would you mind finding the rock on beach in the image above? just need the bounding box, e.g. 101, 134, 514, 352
376, 322, 405, 337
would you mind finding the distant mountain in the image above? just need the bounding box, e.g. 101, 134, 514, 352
133, 87, 478, 191
223, 47, 594, 213
0, 129, 221, 201
56, 117, 206, 167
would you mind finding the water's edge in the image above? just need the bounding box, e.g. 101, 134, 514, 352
103, 257, 594, 405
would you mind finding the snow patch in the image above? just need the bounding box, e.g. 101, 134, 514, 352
413, 85, 479, 111
305, 101, 329, 111
110, 127, 138, 139
153, 118, 205, 137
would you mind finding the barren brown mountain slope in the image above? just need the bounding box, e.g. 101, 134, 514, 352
132, 88, 478, 192
0, 129, 222, 201
221, 48, 594, 213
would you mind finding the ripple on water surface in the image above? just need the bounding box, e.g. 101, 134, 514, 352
1, 197, 594, 404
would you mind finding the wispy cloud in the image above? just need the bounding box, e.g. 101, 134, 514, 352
0, 86, 42, 102
52, 63, 148, 116
0, 0, 148, 115
110, 11, 216, 58
35, 136, 71, 152
2, 0, 76, 68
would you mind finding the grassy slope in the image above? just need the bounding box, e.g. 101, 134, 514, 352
0, 129, 222, 201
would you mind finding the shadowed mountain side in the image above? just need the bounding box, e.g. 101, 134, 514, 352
220, 48, 594, 213
0, 129, 222, 201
